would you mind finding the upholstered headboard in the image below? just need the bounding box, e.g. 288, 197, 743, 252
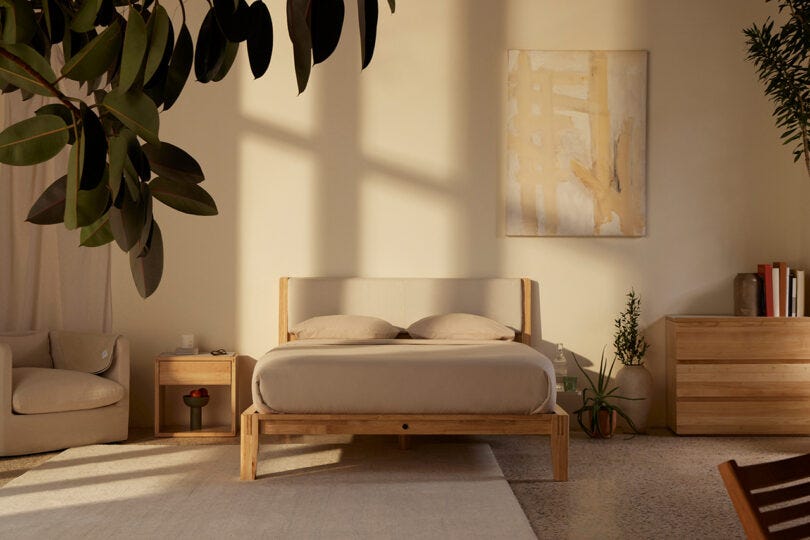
279, 277, 532, 345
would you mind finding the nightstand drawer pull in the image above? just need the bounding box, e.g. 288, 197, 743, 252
401, 423, 409, 430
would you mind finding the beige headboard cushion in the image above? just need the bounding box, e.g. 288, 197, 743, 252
284, 278, 528, 339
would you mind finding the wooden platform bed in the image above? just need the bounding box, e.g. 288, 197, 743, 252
240, 277, 569, 482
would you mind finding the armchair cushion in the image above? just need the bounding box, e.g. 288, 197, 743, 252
0, 331, 52, 368
50, 331, 117, 374
12, 367, 125, 414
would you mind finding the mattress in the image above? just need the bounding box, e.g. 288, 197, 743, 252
252, 339, 556, 415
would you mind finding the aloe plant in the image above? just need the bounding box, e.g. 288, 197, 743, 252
573, 351, 641, 437
0, 0, 395, 297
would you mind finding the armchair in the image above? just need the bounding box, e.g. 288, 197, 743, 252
0, 331, 130, 456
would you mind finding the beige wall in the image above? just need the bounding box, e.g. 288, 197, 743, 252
110, 0, 808, 428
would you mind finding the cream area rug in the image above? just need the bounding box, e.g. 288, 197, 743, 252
0, 441, 535, 539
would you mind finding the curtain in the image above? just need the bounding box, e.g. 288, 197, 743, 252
0, 94, 112, 333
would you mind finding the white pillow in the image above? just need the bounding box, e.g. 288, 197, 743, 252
291, 315, 401, 340
407, 313, 515, 340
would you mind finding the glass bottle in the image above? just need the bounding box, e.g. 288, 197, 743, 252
552, 342, 567, 392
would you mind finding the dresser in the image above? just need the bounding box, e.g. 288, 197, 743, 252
666, 316, 810, 435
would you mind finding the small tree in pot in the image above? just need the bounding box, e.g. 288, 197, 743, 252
613, 289, 653, 432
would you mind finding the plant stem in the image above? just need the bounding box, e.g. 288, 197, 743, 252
0, 48, 80, 118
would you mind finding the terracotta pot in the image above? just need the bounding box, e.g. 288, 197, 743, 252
585, 408, 617, 438
615, 364, 653, 433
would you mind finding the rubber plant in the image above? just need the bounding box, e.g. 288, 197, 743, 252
0, 0, 395, 297
744, 0, 810, 178
572, 351, 640, 438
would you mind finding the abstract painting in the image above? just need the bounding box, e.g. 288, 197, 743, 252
506, 50, 647, 236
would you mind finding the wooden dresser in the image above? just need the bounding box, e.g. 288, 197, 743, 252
666, 316, 810, 435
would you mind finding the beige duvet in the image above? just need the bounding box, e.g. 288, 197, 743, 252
252, 339, 555, 415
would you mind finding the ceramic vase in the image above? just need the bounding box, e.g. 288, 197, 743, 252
615, 364, 653, 433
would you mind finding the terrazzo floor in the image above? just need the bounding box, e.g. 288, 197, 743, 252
1, 428, 807, 539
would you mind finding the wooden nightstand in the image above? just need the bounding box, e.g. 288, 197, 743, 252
154, 353, 238, 437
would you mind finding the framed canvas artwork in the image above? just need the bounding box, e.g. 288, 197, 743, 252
506, 50, 647, 237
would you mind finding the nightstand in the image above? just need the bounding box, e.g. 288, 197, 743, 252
154, 353, 238, 437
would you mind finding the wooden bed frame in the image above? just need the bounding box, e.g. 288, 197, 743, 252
240, 277, 569, 481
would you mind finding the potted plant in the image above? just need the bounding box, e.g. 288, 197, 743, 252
614, 289, 653, 432
573, 351, 640, 438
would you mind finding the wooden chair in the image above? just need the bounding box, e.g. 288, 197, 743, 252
718, 453, 810, 539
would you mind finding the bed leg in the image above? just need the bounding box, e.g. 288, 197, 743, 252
550, 408, 569, 482
240, 412, 259, 481
398, 435, 411, 450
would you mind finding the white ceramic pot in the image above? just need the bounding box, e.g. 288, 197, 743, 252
615, 364, 653, 433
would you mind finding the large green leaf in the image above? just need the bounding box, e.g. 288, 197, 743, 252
143, 19, 174, 108
358, 0, 378, 69
108, 128, 136, 200
129, 220, 163, 298
109, 187, 142, 251
247, 1, 272, 79
42, 0, 65, 44
163, 23, 192, 109
286, 0, 311, 93
26, 175, 67, 224
194, 8, 227, 83
212, 40, 238, 82
0, 0, 36, 44
0, 43, 58, 96
144, 4, 170, 84
35, 103, 76, 144
219, 0, 252, 43
102, 89, 160, 144
64, 129, 85, 229
311, 0, 344, 65
118, 9, 147, 93
0, 114, 68, 165
70, 0, 103, 33
135, 183, 153, 256
79, 105, 107, 190
95, 0, 115, 27
76, 173, 110, 227
150, 177, 218, 215
80, 210, 113, 246
61, 21, 122, 82
141, 141, 204, 183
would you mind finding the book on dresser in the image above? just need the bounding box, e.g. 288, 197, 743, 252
757, 264, 774, 316
754, 261, 805, 316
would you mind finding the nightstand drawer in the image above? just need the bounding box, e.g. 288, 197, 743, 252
158, 361, 231, 385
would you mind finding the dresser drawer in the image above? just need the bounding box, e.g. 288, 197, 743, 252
158, 361, 232, 385
675, 400, 810, 435
676, 363, 810, 398
673, 319, 810, 361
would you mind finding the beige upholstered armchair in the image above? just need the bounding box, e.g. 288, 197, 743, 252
0, 330, 130, 456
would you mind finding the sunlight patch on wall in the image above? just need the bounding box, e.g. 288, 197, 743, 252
238, 24, 315, 139
360, 2, 460, 181
237, 134, 317, 352
359, 173, 454, 276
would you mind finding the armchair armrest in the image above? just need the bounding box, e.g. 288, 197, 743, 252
0, 343, 11, 413
102, 337, 130, 392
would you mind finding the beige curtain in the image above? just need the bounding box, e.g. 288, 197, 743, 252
0, 94, 112, 333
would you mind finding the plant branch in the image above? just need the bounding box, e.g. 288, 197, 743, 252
0, 48, 80, 117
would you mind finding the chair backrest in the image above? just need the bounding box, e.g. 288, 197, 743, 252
718, 453, 810, 540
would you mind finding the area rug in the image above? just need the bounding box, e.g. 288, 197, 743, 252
0, 441, 535, 539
